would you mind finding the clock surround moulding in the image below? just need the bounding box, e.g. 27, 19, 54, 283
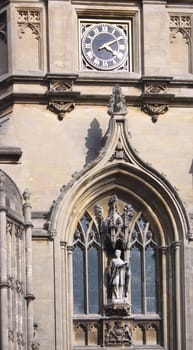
79, 19, 132, 72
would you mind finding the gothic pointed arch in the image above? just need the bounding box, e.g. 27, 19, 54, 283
49, 86, 189, 350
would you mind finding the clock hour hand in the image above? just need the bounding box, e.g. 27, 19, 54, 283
98, 36, 123, 51
98, 44, 119, 57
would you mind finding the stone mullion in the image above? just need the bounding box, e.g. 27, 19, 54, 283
15, 235, 20, 350
12, 224, 17, 349
160, 246, 168, 349
172, 241, 182, 350
67, 246, 73, 350
60, 242, 67, 349
7, 221, 13, 348
142, 245, 146, 314
0, 173, 8, 349
23, 189, 35, 350
17, 233, 23, 344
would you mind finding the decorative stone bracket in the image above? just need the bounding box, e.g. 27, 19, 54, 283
46, 74, 79, 120
140, 77, 174, 122
48, 101, 75, 121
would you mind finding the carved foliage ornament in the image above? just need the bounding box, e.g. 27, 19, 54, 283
170, 15, 191, 44
142, 103, 168, 123
17, 10, 40, 39
48, 101, 75, 121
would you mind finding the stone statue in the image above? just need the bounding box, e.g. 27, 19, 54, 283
109, 249, 129, 301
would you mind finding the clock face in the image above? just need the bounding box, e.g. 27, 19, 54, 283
81, 23, 128, 71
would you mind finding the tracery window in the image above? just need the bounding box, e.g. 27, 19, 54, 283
72, 196, 161, 348
130, 217, 158, 314
73, 213, 101, 315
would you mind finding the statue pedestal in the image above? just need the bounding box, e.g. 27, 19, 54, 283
104, 301, 131, 316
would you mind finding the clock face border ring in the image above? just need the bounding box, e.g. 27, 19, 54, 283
81, 22, 129, 71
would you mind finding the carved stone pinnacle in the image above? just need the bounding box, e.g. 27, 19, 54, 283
23, 188, 31, 203
107, 85, 127, 117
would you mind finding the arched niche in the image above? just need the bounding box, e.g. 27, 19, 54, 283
50, 161, 187, 247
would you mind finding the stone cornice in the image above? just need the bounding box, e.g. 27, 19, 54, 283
0, 147, 22, 163
1, 74, 193, 114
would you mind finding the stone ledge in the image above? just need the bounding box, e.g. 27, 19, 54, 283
0, 147, 22, 163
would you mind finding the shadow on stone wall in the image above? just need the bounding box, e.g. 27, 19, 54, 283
189, 159, 193, 188
85, 118, 103, 166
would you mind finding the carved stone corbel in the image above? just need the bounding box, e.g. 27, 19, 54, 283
141, 77, 174, 122
142, 103, 169, 123
46, 75, 79, 120
48, 101, 75, 121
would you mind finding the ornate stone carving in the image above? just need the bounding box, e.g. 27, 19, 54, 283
50, 81, 73, 93
48, 101, 75, 121
8, 276, 16, 290
16, 280, 24, 294
17, 331, 24, 346
6, 220, 14, 235
74, 321, 98, 332
170, 15, 191, 43
31, 340, 40, 350
142, 103, 168, 123
107, 84, 127, 117
15, 224, 23, 240
0, 13, 7, 43
144, 83, 167, 94
109, 139, 130, 162
188, 214, 193, 240
0, 170, 5, 188
94, 194, 134, 250
8, 329, 15, 343
17, 10, 40, 39
104, 321, 132, 346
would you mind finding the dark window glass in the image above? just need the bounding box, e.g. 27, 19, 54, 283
88, 246, 99, 313
73, 246, 85, 314
80, 213, 90, 233
145, 246, 157, 313
131, 246, 142, 313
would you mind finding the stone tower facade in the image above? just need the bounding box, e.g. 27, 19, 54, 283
0, 1, 193, 350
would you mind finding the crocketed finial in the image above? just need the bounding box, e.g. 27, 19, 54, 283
107, 84, 128, 117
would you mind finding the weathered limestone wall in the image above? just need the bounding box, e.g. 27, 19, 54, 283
32, 240, 55, 350
0, 104, 192, 213
0, 0, 193, 349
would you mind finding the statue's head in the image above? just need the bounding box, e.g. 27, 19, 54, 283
115, 249, 121, 258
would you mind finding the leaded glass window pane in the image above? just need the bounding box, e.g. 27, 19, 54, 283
145, 245, 157, 313
88, 246, 99, 314
73, 246, 85, 314
131, 246, 142, 313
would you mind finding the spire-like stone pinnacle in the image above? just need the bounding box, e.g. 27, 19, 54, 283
107, 84, 128, 117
